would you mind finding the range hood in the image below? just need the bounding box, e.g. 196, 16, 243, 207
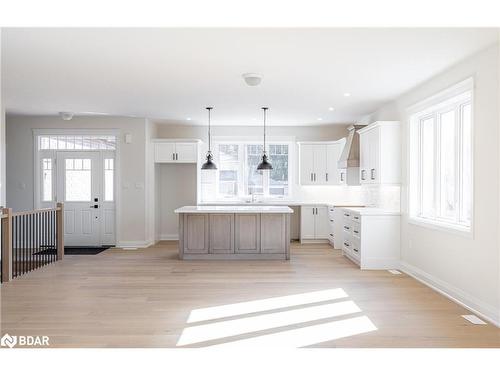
337, 124, 366, 185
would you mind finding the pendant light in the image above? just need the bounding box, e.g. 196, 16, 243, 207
257, 107, 273, 170
201, 107, 217, 170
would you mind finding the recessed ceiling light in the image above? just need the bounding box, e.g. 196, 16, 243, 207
317, 117, 323, 121
343, 93, 351, 97
186, 117, 191, 121
328, 107, 335, 111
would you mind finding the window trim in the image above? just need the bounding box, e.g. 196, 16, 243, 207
208, 138, 294, 202
407, 78, 474, 237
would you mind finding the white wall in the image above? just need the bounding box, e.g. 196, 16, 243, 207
361, 44, 500, 325
5, 115, 151, 247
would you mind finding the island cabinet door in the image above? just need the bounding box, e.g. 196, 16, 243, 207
260, 214, 286, 254
183, 214, 209, 254
235, 214, 261, 253
209, 214, 235, 254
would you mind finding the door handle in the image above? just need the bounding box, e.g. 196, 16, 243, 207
172, 153, 175, 161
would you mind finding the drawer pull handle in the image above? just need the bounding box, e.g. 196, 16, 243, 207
353, 248, 359, 253
371, 168, 376, 180
353, 230, 359, 234
354, 216, 359, 220
343, 242, 350, 247
344, 213, 350, 217
330, 219, 334, 222
343, 226, 350, 230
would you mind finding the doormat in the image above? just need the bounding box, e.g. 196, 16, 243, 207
65, 246, 111, 255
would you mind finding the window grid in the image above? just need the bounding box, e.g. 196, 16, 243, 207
39, 135, 117, 150
210, 141, 291, 201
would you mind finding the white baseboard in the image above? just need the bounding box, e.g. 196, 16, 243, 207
115, 240, 155, 249
158, 234, 179, 241
400, 261, 499, 327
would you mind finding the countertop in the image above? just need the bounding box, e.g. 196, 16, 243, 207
175, 205, 294, 214
199, 201, 363, 207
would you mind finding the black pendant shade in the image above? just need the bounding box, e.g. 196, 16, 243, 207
257, 107, 273, 170
201, 107, 217, 170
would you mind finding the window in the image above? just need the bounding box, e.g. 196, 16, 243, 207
202, 141, 292, 201
409, 80, 473, 232
104, 158, 114, 201
41, 158, 53, 202
39, 135, 116, 150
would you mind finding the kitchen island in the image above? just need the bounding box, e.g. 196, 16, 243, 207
174, 206, 293, 260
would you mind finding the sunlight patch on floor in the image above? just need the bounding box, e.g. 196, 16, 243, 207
177, 300, 361, 346
178, 288, 378, 348
187, 288, 348, 323
212, 316, 377, 348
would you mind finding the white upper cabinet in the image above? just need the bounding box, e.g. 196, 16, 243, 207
153, 140, 199, 163
358, 121, 400, 185
299, 139, 345, 185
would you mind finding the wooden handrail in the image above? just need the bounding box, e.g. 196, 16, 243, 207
12, 206, 61, 217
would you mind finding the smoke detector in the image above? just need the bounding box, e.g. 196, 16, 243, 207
59, 112, 74, 121
242, 73, 262, 87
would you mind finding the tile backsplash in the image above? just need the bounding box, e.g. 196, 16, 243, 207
362, 184, 401, 211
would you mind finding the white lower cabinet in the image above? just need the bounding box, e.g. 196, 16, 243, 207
341, 208, 400, 270
300, 205, 329, 243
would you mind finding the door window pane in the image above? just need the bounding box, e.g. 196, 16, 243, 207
65, 158, 92, 201
439, 110, 456, 220
42, 158, 53, 202
421, 118, 434, 218
104, 158, 114, 201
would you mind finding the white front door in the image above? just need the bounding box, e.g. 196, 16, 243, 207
56, 151, 102, 246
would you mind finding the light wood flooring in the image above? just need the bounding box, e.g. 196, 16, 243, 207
1, 241, 499, 348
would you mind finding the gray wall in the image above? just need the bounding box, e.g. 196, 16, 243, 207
5, 115, 150, 246
157, 163, 197, 239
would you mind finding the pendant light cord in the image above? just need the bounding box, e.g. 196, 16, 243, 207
206, 107, 213, 153
262, 107, 268, 154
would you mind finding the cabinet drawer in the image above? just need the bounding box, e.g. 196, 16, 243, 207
343, 211, 352, 220
342, 221, 352, 235
351, 238, 361, 259
352, 222, 361, 238
351, 213, 361, 223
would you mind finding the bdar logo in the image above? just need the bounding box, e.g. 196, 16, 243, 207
1, 334, 18, 348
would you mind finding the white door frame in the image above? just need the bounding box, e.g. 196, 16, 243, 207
32, 128, 121, 246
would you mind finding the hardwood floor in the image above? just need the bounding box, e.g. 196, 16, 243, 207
1, 241, 499, 348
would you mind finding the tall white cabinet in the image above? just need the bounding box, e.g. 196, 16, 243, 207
358, 121, 400, 184
299, 139, 346, 185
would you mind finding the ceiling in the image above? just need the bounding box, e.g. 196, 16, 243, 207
2, 28, 498, 126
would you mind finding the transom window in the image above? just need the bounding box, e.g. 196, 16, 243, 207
409, 79, 473, 232
201, 141, 291, 201
39, 135, 116, 150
